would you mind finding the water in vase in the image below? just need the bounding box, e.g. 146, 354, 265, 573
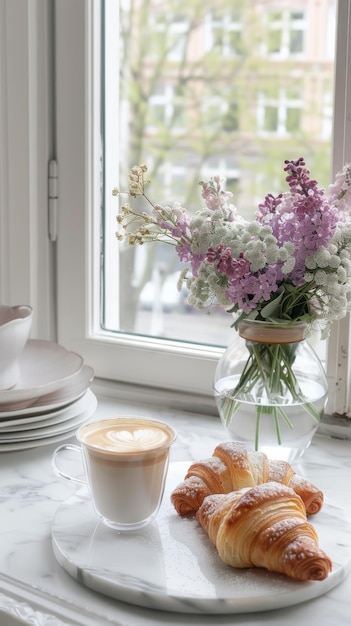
215, 374, 327, 463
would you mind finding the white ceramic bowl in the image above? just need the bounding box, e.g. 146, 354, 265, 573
0, 305, 33, 390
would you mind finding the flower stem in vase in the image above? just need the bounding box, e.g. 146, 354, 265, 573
214, 321, 328, 457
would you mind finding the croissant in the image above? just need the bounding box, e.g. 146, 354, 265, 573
171, 441, 323, 516
196, 482, 332, 581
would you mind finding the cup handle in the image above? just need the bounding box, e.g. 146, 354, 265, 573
52, 444, 86, 485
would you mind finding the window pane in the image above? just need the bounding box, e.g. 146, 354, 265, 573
286, 107, 301, 133
103, 0, 336, 348
264, 105, 278, 132
267, 28, 282, 54
290, 29, 303, 53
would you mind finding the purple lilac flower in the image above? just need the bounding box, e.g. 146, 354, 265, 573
226, 269, 281, 313
201, 177, 233, 211
256, 158, 339, 285
328, 163, 351, 217
207, 245, 250, 278
154, 203, 191, 240
258, 193, 283, 218
205, 243, 283, 313
176, 244, 205, 276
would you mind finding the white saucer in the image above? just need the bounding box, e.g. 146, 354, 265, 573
0, 390, 97, 451
52, 461, 351, 615
0, 365, 94, 420
0, 389, 96, 435
0, 340, 83, 409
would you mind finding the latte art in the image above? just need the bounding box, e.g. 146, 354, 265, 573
79, 418, 174, 454
98, 426, 169, 452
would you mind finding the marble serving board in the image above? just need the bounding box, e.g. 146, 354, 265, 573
51, 461, 351, 615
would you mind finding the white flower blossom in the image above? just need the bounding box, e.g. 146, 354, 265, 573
328, 254, 340, 268
281, 257, 296, 274
337, 266, 347, 282
314, 247, 331, 267
265, 244, 279, 265
305, 255, 317, 270
314, 269, 328, 285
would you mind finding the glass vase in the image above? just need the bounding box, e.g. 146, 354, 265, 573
213, 320, 328, 463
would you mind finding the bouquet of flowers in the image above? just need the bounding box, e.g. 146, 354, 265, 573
114, 158, 351, 446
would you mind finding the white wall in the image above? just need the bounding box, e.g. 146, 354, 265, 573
0, 0, 55, 339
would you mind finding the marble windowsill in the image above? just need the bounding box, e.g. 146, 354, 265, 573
0, 382, 350, 625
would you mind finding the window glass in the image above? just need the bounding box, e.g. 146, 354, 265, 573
103, 0, 336, 349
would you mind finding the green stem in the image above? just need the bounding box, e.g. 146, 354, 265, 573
275, 405, 294, 429
255, 410, 261, 451
302, 401, 322, 422
273, 408, 282, 445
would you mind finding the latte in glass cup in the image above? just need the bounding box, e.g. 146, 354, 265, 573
76, 417, 176, 530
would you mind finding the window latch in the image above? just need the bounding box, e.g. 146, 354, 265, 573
48, 159, 58, 242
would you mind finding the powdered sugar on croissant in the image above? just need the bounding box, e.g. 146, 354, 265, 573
171, 441, 323, 516
196, 482, 332, 582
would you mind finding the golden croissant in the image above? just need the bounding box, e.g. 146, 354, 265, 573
171, 441, 323, 516
196, 482, 332, 581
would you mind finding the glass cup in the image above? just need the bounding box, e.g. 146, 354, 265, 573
52, 416, 176, 531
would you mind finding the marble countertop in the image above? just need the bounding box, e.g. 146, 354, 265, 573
0, 389, 351, 626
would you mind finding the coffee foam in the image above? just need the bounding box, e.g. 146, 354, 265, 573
79, 419, 173, 454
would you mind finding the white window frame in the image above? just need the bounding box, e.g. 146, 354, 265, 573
326, 0, 351, 416
1, 0, 351, 414
322, 90, 333, 141
54, 0, 222, 400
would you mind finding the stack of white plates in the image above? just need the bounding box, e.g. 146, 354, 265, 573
0, 339, 96, 451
